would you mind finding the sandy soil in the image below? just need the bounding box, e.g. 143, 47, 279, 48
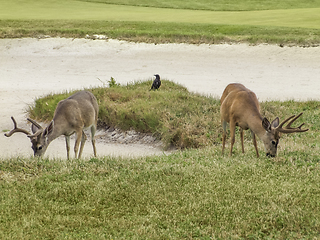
1, 38, 320, 159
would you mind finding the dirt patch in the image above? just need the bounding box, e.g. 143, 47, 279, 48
96, 126, 162, 147
1, 38, 320, 159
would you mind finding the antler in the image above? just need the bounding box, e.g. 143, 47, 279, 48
27, 118, 43, 130
26, 118, 44, 138
275, 112, 309, 133
4, 116, 31, 137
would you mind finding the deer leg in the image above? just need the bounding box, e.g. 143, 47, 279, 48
222, 131, 226, 155
74, 130, 83, 158
240, 128, 245, 153
221, 121, 227, 155
229, 120, 236, 156
91, 125, 97, 157
65, 135, 71, 160
78, 130, 87, 159
251, 130, 259, 157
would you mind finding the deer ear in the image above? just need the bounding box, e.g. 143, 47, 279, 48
43, 121, 54, 137
271, 117, 280, 129
262, 118, 271, 132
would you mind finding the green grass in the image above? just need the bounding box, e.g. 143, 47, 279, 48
2, 0, 320, 28
78, 0, 320, 11
2, 20, 320, 46
1, 0, 320, 45
1, 148, 320, 239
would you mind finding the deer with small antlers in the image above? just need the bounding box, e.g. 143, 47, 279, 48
5, 91, 99, 159
220, 83, 309, 157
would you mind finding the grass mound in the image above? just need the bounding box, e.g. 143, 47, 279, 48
28, 80, 221, 149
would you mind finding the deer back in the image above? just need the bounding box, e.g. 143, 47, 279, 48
220, 83, 261, 130
52, 91, 99, 136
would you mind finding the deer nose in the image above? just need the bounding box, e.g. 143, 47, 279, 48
266, 153, 275, 158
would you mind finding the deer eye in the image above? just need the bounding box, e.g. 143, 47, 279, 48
272, 141, 276, 145
38, 146, 43, 150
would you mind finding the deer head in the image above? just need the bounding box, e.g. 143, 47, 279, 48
28, 118, 54, 157
261, 113, 308, 157
5, 116, 54, 157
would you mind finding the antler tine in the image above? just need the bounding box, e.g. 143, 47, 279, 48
27, 118, 43, 130
277, 114, 295, 129
285, 112, 304, 128
11, 116, 17, 128
4, 116, 31, 137
276, 112, 309, 133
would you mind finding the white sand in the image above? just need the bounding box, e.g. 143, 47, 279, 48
1, 38, 320, 159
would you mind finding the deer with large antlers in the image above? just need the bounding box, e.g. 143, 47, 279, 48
220, 83, 308, 157
5, 91, 99, 159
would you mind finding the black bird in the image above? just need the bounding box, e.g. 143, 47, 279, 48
150, 74, 161, 90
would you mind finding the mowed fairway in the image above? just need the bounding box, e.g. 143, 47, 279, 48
1, 0, 320, 29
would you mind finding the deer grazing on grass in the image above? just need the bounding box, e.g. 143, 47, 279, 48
5, 91, 99, 159
220, 83, 308, 157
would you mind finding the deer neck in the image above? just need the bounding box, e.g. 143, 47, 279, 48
247, 113, 266, 140
44, 120, 61, 144
46, 132, 57, 144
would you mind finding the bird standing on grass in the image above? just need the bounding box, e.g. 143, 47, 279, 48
150, 74, 161, 90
